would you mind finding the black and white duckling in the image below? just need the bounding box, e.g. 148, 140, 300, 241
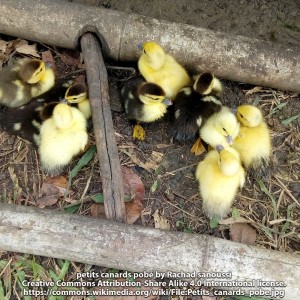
121, 77, 172, 140
196, 145, 245, 219
64, 82, 91, 119
0, 81, 85, 146
172, 72, 223, 144
39, 102, 88, 176
0, 59, 55, 107
138, 41, 191, 100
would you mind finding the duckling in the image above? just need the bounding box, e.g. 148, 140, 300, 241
232, 105, 271, 170
64, 82, 91, 119
196, 145, 245, 219
199, 106, 240, 150
39, 102, 88, 176
0, 59, 55, 107
138, 41, 191, 99
172, 72, 223, 143
0, 81, 83, 146
121, 76, 172, 140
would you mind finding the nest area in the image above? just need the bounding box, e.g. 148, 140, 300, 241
0, 35, 299, 256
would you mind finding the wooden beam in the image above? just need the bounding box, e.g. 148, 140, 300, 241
0, 0, 299, 92
80, 33, 125, 222
0, 204, 299, 299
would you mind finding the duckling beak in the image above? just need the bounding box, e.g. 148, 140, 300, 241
137, 43, 143, 51
45, 61, 53, 69
163, 98, 173, 106
226, 135, 233, 145
60, 98, 69, 104
231, 108, 237, 114
216, 145, 224, 153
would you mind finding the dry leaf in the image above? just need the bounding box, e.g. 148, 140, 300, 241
230, 223, 256, 245
122, 167, 145, 224
14, 39, 39, 57
219, 217, 250, 225
36, 195, 59, 208
121, 149, 163, 171
45, 175, 68, 189
37, 176, 70, 208
153, 209, 171, 230
245, 86, 262, 96
90, 203, 105, 218
0, 40, 8, 53
60, 49, 80, 66
41, 50, 58, 75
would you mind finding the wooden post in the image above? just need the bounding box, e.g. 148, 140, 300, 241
0, 204, 299, 300
80, 33, 125, 222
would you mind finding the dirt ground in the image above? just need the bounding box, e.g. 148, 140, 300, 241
0, 0, 299, 299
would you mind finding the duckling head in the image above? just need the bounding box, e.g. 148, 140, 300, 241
140, 41, 166, 70
193, 72, 222, 96
138, 82, 172, 106
215, 108, 240, 145
65, 83, 88, 104
237, 105, 263, 127
217, 145, 240, 176
19, 59, 47, 84
53, 103, 74, 129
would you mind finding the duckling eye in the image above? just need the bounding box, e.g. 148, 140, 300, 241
143, 49, 146, 54
222, 127, 227, 133
239, 113, 244, 118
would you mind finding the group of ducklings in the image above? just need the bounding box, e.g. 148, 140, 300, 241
0, 58, 91, 176
121, 41, 272, 219
0, 44, 272, 220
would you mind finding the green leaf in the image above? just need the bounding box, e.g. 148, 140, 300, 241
57, 260, 70, 281
281, 113, 300, 126
15, 270, 32, 300
92, 193, 104, 203
0, 280, 5, 300
64, 204, 80, 213
231, 207, 240, 219
210, 215, 220, 229
150, 180, 158, 193
69, 145, 97, 184
254, 176, 277, 219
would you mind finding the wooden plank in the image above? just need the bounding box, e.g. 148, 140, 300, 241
80, 33, 125, 222
0, 203, 299, 299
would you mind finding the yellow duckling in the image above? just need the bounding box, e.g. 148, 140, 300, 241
0, 59, 55, 107
196, 145, 245, 219
138, 41, 191, 99
121, 77, 172, 140
173, 73, 223, 153
39, 102, 88, 175
232, 104, 271, 169
199, 106, 240, 149
64, 82, 91, 119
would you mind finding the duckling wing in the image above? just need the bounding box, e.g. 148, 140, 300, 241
0, 101, 45, 145
173, 91, 222, 142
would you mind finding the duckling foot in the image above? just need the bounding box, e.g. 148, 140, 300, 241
133, 124, 145, 140
191, 137, 206, 156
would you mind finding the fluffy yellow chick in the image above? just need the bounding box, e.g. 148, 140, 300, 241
39, 103, 88, 176
0, 59, 55, 107
199, 106, 240, 149
196, 145, 245, 218
232, 104, 271, 169
138, 41, 191, 99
